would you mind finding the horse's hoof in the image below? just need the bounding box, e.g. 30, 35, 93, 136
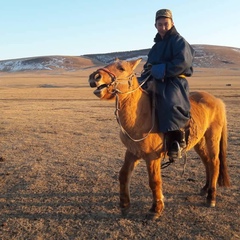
206, 199, 216, 208
145, 211, 161, 221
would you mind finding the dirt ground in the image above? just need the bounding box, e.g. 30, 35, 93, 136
0, 66, 239, 239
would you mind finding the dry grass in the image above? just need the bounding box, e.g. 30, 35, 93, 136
0, 66, 239, 239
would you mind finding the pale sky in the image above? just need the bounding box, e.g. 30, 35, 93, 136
0, 0, 239, 60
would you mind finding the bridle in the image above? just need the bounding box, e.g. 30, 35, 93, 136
96, 67, 155, 142
96, 67, 152, 94
96, 67, 139, 95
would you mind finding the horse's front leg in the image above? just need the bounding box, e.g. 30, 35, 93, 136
146, 158, 164, 220
119, 150, 140, 216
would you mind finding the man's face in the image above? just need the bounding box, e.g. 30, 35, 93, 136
155, 18, 174, 38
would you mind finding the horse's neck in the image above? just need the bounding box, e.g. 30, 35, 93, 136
116, 88, 152, 131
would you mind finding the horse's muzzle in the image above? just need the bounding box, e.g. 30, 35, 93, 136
89, 72, 102, 88
89, 79, 97, 88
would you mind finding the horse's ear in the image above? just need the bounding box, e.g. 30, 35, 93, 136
130, 58, 142, 70
115, 57, 120, 62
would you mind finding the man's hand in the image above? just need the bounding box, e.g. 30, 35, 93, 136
151, 64, 165, 80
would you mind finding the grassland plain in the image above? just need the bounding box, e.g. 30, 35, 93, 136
0, 66, 239, 239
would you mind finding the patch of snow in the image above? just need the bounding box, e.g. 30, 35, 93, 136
232, 48, 240, 53
126, 55, 148, 61
0, 56, 72, 72
95, 55, 115, 63
0, 59, 51, 72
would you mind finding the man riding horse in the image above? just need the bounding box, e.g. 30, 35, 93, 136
138, 9, 195, 160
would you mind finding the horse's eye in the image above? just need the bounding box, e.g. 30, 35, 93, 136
117, 66, 125, 71
116, 63, 125, 72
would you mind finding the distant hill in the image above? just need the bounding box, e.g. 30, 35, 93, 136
0, 45, 240, 72
0, 56, 102, 72
83, 45, 240, 68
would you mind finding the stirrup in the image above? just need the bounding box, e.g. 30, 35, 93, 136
167, 141, 182, 159
179, 139, 186, 149
179, 129, 187, 148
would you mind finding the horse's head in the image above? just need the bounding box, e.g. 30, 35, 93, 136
88, 58, 142, 99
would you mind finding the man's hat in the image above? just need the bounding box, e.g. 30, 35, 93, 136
155, 9, 172, 21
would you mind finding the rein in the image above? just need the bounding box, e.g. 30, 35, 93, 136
98, 67, 154, 142
115, 91, 155, 142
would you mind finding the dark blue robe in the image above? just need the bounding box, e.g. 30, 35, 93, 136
139, 26, 195, 133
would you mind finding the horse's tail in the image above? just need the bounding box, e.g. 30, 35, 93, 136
218, 116, 230, 187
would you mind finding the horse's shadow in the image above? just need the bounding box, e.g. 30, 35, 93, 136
0, 190, 176, 222
0, 191, 121, 222
0, 179, 218, 223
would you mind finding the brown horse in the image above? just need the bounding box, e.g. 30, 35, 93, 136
88, 58, 230, 220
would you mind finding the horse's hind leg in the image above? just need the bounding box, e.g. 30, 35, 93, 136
145, 157, 164, 220
119, 150, 140, 216
194, 130, 221, 207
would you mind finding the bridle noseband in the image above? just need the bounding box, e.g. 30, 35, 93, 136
96, 67, 137, 95
97, 67, 117, 84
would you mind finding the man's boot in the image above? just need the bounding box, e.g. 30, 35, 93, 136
168, 140, 181, 159
179, 129, 186, 149
166, 129, 186, 159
